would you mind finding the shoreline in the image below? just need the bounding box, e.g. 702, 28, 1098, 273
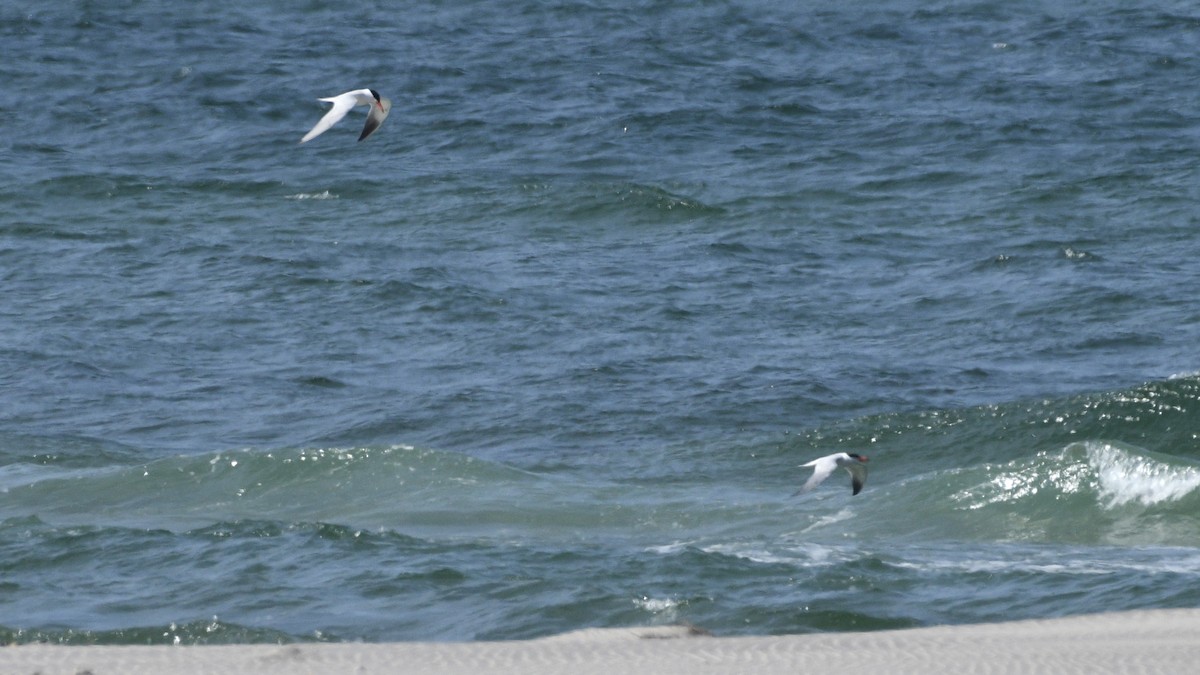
6, 608, 1199, 674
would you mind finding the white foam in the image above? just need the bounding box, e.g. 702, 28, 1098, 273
1167, 370, 1200, 380
799, 507, 855, 534
1086, 442, 1200, 507
696, 541, 855, 567
633, 596, 682, 614
700, 543, 791, 564
645, 541, 693, 555
890, 550, 1200, 577
285, 191, 338, 200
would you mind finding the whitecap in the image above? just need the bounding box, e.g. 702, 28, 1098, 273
633, 596, 681, 613
1086, 442, 1200, 508
700, 543, 790, 564
645, 541, 693, 555
1167, 370, 1200, 380
799, 507, 855, 534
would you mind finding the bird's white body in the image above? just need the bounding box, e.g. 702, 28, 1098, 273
300, 88, 391, 143
796, 452, 869, 496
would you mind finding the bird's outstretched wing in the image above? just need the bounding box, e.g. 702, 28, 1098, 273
846, 462, 868, 495
301, 93, 358, 143
794, 456, 837, 495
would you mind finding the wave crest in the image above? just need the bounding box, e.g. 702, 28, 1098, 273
1085, 442, 1200, 508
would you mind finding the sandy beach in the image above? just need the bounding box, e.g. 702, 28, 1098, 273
6, 608, 1198, 675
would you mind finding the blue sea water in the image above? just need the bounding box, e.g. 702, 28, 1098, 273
3, 0, 1200, 643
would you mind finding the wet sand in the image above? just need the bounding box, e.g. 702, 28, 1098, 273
6, 608, 1198, 675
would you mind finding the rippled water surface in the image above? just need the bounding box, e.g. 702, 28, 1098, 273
3, 0, 1200, 643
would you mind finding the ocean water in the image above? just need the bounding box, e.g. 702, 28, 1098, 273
3, 0, 1200, 643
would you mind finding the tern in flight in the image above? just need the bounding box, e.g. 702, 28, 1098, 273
300, 88, 391, 143
794, 452, 869, 496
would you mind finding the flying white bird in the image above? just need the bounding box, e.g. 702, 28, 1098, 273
794, 452, 869, 496
300, 89, 391, 143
